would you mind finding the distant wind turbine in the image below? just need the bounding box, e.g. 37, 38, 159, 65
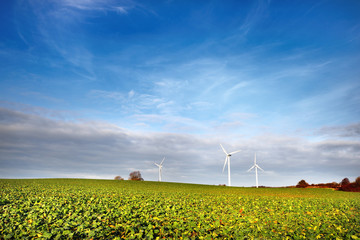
220, 144, 241, 186
247, 153, 264, 188
154, 157, 165, 182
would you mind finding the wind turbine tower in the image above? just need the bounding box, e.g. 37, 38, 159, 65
220, 144, 241, 186
154, 157, 165, 182
247, 153, 264, 188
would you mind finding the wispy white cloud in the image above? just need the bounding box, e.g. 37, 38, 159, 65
224, 81, 250, 100
90, 89, 172, 114
130, 113, 204, 133
60, 0, 134, 14
13, 0, 151, 80
238, 0, 270, 36
82, 36, 359, 138
214, 121, 244, 132
188, 101, 212, 110
224, 0, 270, 42
13, 1, 97, 78
303, 0, 327, 16
89, 45, 342, 133
90, 90, 125, 101
348, 24, 360, 43
294, 84, 360, 124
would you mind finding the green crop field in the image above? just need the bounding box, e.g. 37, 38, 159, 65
1, 179, 359, 239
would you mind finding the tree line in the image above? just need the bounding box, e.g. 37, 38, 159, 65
114, 171, 360, 192
296, 176, 360, 192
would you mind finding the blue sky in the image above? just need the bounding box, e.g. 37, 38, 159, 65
1, 0, 359, 186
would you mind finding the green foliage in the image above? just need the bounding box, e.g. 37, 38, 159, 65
1, 179, 359, 239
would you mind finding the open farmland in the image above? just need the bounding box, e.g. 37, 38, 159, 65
1, 179, 359, 239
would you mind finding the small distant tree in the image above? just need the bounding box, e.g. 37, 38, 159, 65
114, 176, 124, 180
340, 178, 350, 187
296, 180, 309, 188
129, 171, 144, 181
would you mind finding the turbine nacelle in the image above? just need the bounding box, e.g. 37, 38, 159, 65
154, 163, 163, 168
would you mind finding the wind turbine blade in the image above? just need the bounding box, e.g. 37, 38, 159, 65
160, 157, 165, 165
254, 153, 257, 164
220, 144, 228, 155
257, 165, 264, 171
222, 157, 228, 172
247, 165, 255, 172
229, 150, 241, 155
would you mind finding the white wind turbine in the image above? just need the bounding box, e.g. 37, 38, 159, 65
154, 157, 165, 182
247, 153, 264, 188
220, 144, 241, 186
